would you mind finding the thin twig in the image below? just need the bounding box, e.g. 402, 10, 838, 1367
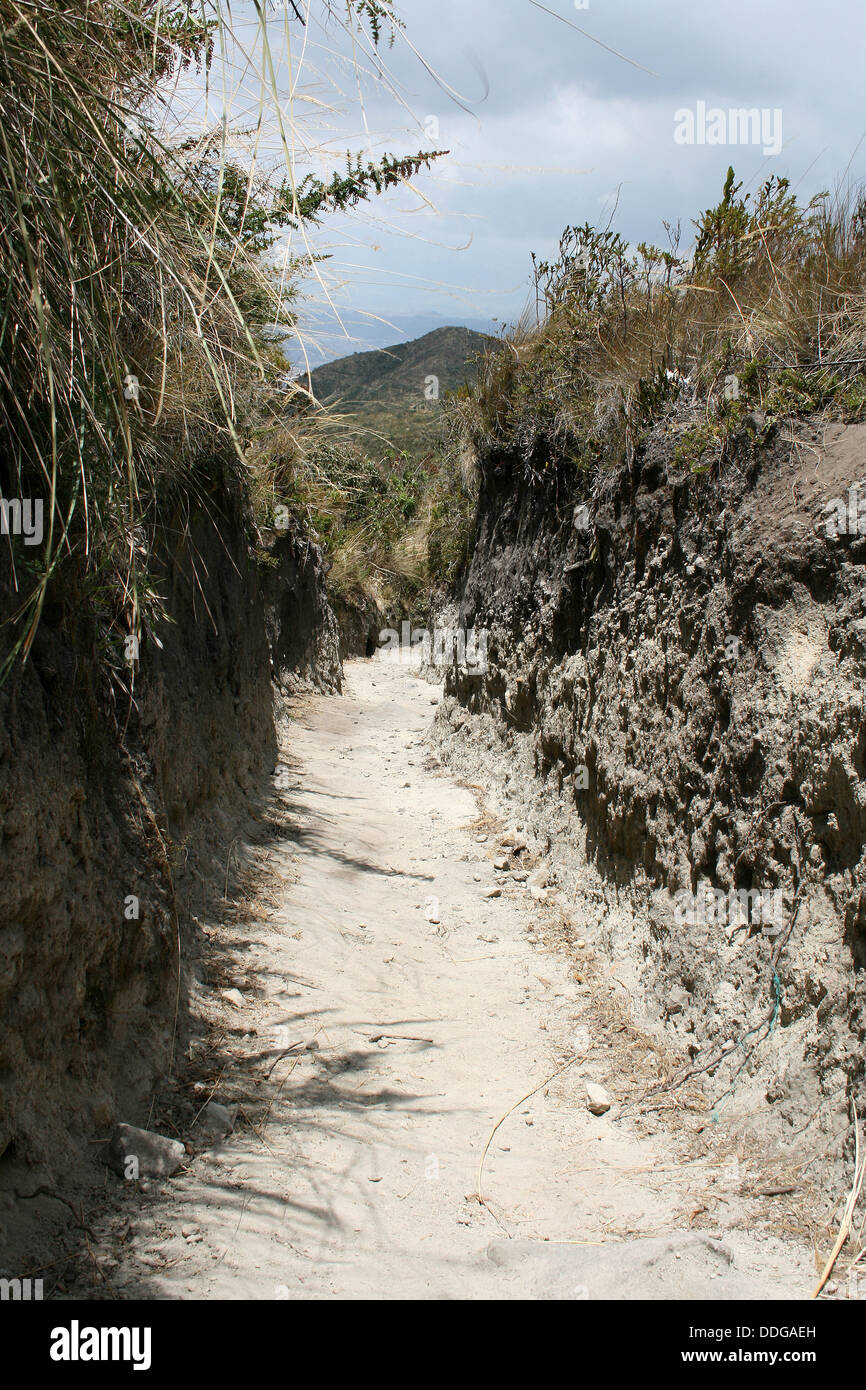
811, 1101, 865, 1299
473, 1055, 584, 1222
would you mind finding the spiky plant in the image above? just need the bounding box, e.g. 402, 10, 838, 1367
0, 0, 438, 679
465, 170, 866, 479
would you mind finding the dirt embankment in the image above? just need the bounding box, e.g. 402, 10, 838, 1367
331, 589, 387, 660
434, 413, 866, 1186
0, 480, 340, 1177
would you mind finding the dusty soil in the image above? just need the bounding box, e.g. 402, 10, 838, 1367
72, 660, 824, 1300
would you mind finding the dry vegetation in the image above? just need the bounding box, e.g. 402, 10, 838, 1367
318, 170, 866, 622
453, 170, 866, 484
0, 0, 437, 680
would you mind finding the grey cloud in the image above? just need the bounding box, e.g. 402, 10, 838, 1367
256, 0, 865, 338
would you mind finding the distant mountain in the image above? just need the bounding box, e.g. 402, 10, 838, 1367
286, 311, 497, 369
297, 325, 493, 456
303, 324, 492, 414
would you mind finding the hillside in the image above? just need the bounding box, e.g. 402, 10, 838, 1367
301, 324, 492, 454
285, 310, 495, 366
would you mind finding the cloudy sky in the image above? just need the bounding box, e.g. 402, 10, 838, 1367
188, 0, 865, 361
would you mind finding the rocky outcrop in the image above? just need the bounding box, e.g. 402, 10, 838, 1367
434, 411, 866, 1173
260, 522, 342, 693
331, 589, 387, 660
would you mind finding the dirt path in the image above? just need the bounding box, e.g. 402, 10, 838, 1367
102, 660, 814, 1300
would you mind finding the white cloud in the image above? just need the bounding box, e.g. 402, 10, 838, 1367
194, 0, 866, 340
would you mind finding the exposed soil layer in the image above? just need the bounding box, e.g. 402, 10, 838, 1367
434, 414, 866, 1192
261, 523, 342, 694
0, 487, 339, 1180
332, 589, 388, 659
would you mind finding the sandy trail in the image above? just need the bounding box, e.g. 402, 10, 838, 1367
104, 660, 812, 1300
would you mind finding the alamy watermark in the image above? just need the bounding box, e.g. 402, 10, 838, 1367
50, 1323, 152, 1371
674, 103, 783, 157
674, 886, 784, 938
377, 622, 488, 675
0, 1277, 43, 1300
822, 484, 866, 539
0, 496, 43, 546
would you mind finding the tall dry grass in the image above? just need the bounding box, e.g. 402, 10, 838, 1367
0, 0, 436, 674
453, 170, 866, 480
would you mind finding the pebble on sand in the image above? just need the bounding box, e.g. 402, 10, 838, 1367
585, 1082, 613, 1116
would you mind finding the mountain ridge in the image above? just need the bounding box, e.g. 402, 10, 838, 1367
301, 324, 492, 416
